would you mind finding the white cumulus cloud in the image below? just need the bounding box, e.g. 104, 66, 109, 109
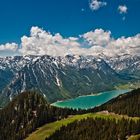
0, 43, 18, 51
118, 5, 128, 14
82, 29, 140, 56
19, 26, 80, 56
89, 0, 107, 11
20, 27, 140, 57
82, 29, 111, 46
0, 43, 18, 56
0, 26, 140, 57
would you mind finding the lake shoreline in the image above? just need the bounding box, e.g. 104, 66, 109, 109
51, 89, 132, 109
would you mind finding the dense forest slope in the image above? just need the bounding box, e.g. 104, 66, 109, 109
46, 116, 140, 140
27, 88, 140, 140
92, 88, 140, 117
1, 89, 140, 140
26, 112, 140, 140
46, 89, 140, 140
0, 91, 78, 140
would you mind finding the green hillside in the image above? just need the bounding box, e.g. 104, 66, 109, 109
1, 89, 140, 140
26, 88, 140, 140
26, 112, 140, 140
128, 134, 140, 140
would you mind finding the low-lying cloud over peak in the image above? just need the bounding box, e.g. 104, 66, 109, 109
0, 26, 140, 57
0, 43, 18, 51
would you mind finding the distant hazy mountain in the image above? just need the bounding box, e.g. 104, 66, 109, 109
0, 54, 139, 106
104, 54, 140, 79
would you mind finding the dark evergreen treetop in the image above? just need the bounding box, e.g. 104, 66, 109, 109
46, 117, 140, 140
91, 88, 140, 117
0, 91, 78, 140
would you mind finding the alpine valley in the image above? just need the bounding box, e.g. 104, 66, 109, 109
0, 0, 140, 140
0, 54, 140, 107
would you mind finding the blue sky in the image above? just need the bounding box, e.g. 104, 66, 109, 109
0, 0, 140, 44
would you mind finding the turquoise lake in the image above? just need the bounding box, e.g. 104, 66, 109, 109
51, 89, 131, 109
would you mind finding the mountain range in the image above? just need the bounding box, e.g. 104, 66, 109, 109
0, 54, 140, 107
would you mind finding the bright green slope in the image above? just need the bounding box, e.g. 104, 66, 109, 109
25, 112, 139, 140
128, 134, 140, 140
